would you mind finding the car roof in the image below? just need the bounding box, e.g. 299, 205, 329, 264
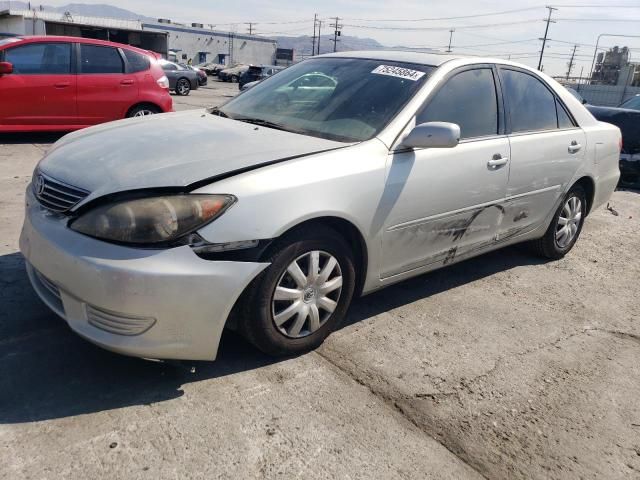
0, 35, 154, 56
319, 50, 461, 67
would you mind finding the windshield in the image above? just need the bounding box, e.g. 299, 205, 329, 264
620, 96, 640, 110
216, 58, 434, 142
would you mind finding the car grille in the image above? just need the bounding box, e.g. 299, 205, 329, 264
33, 172, 90, 213
87, 305, 156, 336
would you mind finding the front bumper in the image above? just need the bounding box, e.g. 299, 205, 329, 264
19, 187, 269, 361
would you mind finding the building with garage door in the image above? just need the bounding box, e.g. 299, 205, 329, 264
0, 8, 277, 66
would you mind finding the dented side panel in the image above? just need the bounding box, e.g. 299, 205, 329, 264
381, 137, 510, 278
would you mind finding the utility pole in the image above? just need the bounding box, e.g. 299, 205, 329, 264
317, 20, 322, 55
446, 28, 455, 53
566, 44, 578, 80
245, 22, 255, 35
538, 6, 557, 71
330, 17, 342, 52
311, 14, 318, 57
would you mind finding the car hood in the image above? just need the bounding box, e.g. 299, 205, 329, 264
37, 110, 348, 202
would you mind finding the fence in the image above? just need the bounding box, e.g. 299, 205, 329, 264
565, 83, 640, 107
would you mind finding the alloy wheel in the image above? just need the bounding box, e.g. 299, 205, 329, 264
177, 80, 190, 95
133, 109, 155, 117
556, 196, 582, 248
271, 250, 343, 338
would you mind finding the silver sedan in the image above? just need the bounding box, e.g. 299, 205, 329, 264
20, 51, 621, 361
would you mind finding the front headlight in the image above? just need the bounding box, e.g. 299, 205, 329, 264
70, 194, 235, 245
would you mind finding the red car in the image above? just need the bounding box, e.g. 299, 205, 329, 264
0, 36, 173, 132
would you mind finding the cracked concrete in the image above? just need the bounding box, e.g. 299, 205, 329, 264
1, 82, 639, 479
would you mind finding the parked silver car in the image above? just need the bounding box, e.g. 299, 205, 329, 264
20, 51, 621, 361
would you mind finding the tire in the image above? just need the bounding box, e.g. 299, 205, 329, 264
238, 226, 356, 357
530, 184, 587, 259
231, 75, 239, 83
126, 104, 161, 118
175, 78, 191, 96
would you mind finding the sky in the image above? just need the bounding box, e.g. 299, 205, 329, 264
33, 0, 640, 77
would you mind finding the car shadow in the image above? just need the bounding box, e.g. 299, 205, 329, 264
0, 132, 66, 145
0, 246, 547, 424
342, 245, 548, 328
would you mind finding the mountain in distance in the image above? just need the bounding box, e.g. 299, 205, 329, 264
274, 34, 386, 57
0, 1, 153, 21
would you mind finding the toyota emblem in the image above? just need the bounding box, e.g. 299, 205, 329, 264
35, 174, 46, 196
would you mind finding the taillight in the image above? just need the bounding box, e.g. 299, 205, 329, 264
157, 75, 169, 89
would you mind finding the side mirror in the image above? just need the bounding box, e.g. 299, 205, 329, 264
0, 62, 13, 75
401, 121, 460, 149
582, 99, 587, 105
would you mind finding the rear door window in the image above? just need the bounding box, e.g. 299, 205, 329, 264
417, 68, 498, 139
4, 42, 71, 74
556, 99, 575, 129
501, 69, 558, 133
79, 45, 124, 74
123, 49, 150, 73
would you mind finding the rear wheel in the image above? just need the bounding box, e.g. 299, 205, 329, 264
239, 226, 356, 356
175, 78, 191, 96
530, 185, 586, 259
126, 104, 161, 118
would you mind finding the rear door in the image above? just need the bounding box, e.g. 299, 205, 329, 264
0, 41, 76, 127
76, 43, 138, 124
497, 67, 586, 240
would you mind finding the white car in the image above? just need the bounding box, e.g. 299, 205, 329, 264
20, 51, 621, 361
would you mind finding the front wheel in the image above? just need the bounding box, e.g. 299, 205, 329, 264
175, 78, 191, 96
530, 185, 587, 259
239, 226, 356, 357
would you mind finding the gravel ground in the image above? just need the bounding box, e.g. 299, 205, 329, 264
1, 81, 639, 479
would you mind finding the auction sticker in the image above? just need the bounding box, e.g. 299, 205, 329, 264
371, 65, 426, 81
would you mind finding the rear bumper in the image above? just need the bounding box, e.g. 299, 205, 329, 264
20, 187, 268, 360
620, 153, 640, 188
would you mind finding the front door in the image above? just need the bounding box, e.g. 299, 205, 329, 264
0, 41, 77, 127
381, 66, 509, 278
76, 43, 137, 124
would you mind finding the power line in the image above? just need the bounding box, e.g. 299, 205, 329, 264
555, 17, 640, 21
329, 17, 343, 52
341, 6, 541, 22
538, 6, 557, 70
566, 44, 578, 79
550, 4, 640, 7
341, 19, 536, 31
446, 29, 455, 53
312, 13, 317, 55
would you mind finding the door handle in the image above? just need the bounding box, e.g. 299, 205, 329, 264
120, 79, 134, 86
568, 141, 582, 153
487, 154, 509, 168
54, 82, 70, 88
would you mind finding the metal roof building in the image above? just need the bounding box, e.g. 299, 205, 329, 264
0, 8, 277, 66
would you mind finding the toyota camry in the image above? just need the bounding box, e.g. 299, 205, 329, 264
20, 51, 621, 361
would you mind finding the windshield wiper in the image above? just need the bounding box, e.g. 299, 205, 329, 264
233, 117, 292, 132
208, 106, 229, 118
